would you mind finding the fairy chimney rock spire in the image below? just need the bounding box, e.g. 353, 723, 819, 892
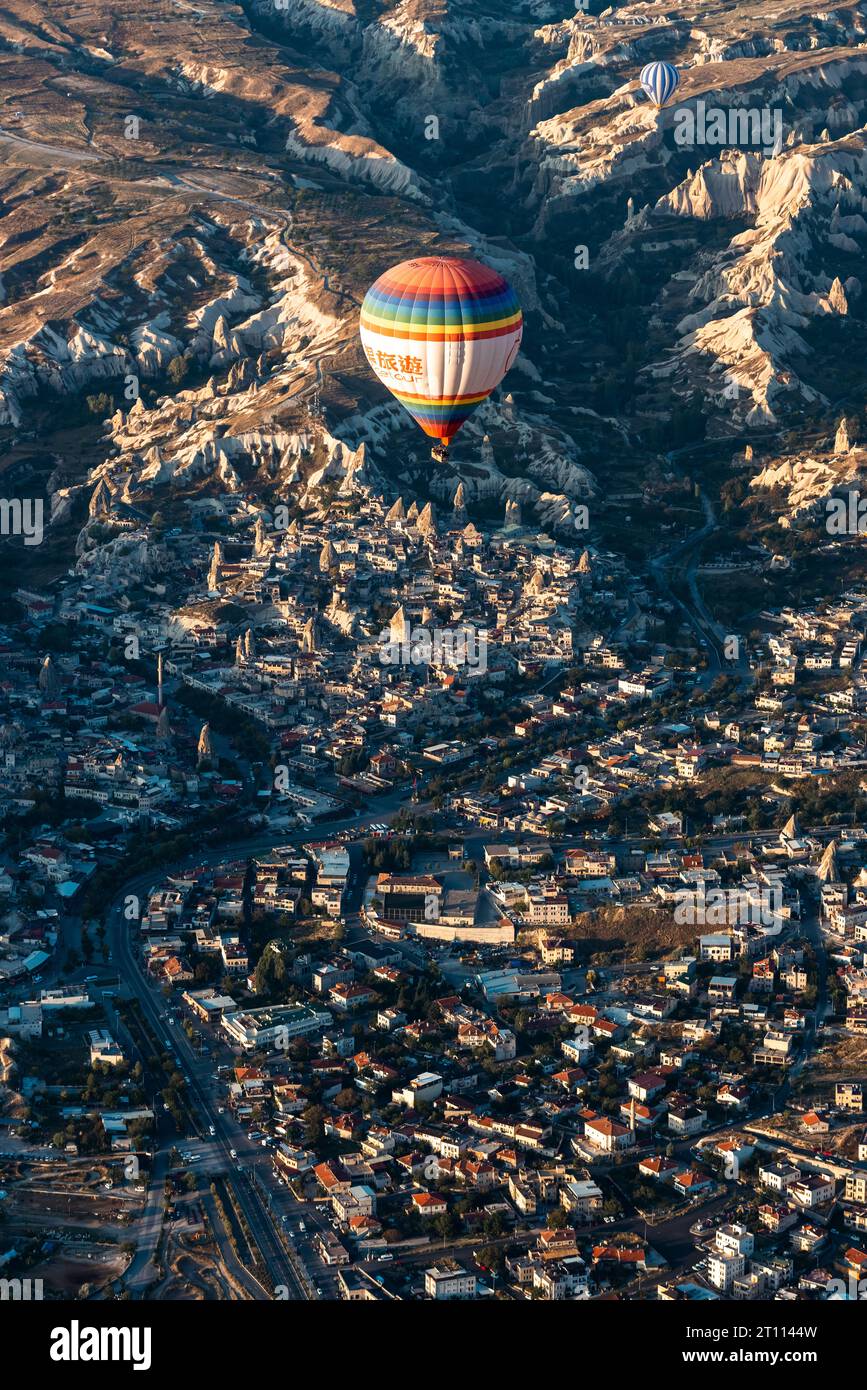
197, 722, 213, 767
319, 540, 337, 572
38, 655, 60, 696
818, 839, 840, 883
835, 417, 855, 455
417, 501, 437, 537
89, 478, 112, 518
389, 605, 410, 645
505, 496, 522, 527
208, 541, 223, 590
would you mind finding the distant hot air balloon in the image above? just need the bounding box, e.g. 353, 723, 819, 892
359, 256, 523, 459
640, 60, 680, 108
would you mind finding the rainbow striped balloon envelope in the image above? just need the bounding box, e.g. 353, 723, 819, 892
359, 255, 523, 450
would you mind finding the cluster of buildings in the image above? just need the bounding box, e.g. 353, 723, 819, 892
135, 814, 867, 1301
0, 483, 646, 847
4, 433, 867, 1303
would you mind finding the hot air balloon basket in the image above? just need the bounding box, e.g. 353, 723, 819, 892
431, 445, 449, 463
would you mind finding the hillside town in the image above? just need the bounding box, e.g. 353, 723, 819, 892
1, 0, 867, 1343
1, 469, 867, 1302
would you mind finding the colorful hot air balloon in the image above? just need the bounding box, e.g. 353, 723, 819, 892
359, 255, 522, 456
640, 60, 680, 108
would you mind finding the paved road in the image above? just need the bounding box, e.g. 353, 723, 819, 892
96, 775, 440, 1299
0, 126, 100, 166
108, 902, 307, 1298
199, 1189, 271, 1300
125, 1147, 169, 1292
646, 1193, 729, 1268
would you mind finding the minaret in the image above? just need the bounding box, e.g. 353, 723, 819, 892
157, 651, 164, 707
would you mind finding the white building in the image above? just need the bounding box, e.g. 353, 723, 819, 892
708, 1250, 745, 1292
222, 1003, 331, 1052
392, 1071, 443, 1109
526, 887, 569, 926
88, 1029, 124, 1067
40, 987, 93, 1010
699, 934, 734, 963
714, 1223, 754, 1259
758, 1161, 801, 1193
425, 1263, 477, 1300
788, 1173, 835, 1209
583, 1117, 635, 1153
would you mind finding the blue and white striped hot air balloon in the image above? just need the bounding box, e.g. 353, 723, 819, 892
640, 60, 680, 108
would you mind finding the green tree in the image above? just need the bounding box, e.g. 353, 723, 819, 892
302, 1104, 325, 1148
167, 355, 189, 387
433, 1211, 456, 1242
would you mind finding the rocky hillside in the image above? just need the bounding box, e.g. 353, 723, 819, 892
1, 0, 867, 554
